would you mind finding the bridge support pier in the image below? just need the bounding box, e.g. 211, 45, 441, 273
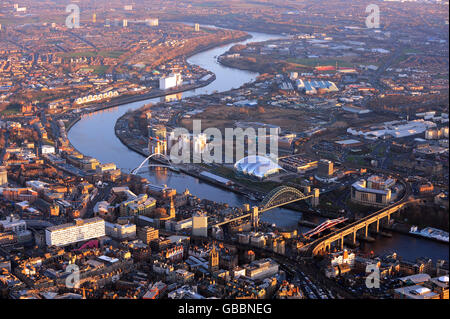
311, 188, 320, 208
365, 224, 368, 238
376, 218, 380, 233
340, 235, 344, 251
251, 206, 259, 230
353, 231, 357, 245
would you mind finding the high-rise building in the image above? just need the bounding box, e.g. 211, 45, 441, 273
317, 159, 333, 178
194, 23, 200, 32
192, 211, 208, 237
92, 13, 96, 23
148, 124, 168, 155
137, 226, 159, 244
45, 217, 106, 247
193, 133, 207, 155
123, 19, 128, 28
149, 124, 167, 141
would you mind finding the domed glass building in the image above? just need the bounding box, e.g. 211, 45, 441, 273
234, 155, 282, 180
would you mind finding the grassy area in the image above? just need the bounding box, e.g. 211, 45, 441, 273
346, 155, 366, 166
286, 58, 354, 68
375, 145, 387, 157
59, 50, 125, 59
195, 1, 224, 7
100, 50, 126, 58
92, 65, 109, 75
0, 103, 21, 115
0, 16, 41, 26
180, 105, 313, 132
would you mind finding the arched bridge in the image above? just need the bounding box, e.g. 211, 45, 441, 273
211, 186, 317, 228
259, 186, 313, 213
131, 153, 175, 175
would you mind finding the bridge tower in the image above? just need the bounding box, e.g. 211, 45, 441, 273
311, 188, 320, 207
251, 206, 259, 229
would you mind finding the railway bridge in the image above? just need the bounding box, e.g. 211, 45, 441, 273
305, 179, 413, 256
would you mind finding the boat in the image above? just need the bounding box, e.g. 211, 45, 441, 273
410, 226, 449, 243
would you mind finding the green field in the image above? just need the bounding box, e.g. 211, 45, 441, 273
0, 103, 21, 115
286, 58, 354, 69
60, 50, 125, 59
92, 65, 109, 75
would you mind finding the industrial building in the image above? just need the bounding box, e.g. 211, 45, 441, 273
159, 73, 182, 90
296, 79, 339, 95
347, 119, 437, 140
278, 155, 318, 174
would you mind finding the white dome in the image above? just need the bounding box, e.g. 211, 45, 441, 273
438, 276, 449, 283
234, 155, 282, 179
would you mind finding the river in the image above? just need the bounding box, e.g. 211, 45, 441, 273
67, 27, 448, 263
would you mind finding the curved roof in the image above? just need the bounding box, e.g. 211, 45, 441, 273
234, 155, 282, 179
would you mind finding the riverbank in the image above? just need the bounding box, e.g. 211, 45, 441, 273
63, 73, 216, 140
218, 56, 274, 74
184, 34, 252, 59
